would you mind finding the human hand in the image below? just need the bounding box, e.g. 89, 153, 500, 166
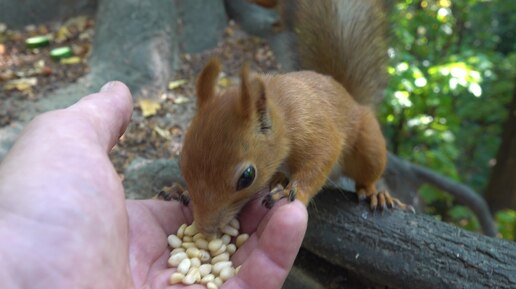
0, 81, 308, 289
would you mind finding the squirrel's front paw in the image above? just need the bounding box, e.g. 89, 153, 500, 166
155, 183, 190, 206
262, 181, 297, 209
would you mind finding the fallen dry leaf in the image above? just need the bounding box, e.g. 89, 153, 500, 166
66, 16, 89, 32
60, 56, 82, 65
168, 79, 187, 90
4, 77, 37, 91
153, 126, 171, 140
0, 44, 5, 55
55, 26, 71, 43
174, 96, 191, 104
0, 70, 15, 81
138, 99, 161, 117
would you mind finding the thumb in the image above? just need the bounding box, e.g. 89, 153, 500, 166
67, 81, 133, 150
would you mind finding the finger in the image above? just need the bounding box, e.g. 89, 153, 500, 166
0, 81, 133, 206
65, 80, 133, 150
225, 200, 307, 289
232, 198, 292, 264
1, 81, 133, 168
238, 194, 271, 234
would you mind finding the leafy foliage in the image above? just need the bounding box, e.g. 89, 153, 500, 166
382, 0, 516, 238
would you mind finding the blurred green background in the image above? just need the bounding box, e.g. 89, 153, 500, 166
383, 0, 515, 240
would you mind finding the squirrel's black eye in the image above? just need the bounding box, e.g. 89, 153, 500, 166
237, 166, 256, 191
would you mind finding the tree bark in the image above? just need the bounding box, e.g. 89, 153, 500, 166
485, 81, 516, 211
303, 187, 516, 289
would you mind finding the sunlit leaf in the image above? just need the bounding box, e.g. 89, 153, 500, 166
60, 56, 82, 65
154, 126, 171, 140
168, 79, 187, 90
4, 77, 37, 91
174, 96, 190, 104
138, 99, 161, 117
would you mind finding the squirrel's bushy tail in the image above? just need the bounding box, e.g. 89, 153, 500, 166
287, 0, 388, 106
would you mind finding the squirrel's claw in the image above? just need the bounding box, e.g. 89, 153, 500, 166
278, 181, 298, 202
262, 194, 275, 209
358, 187, 414, 213
176, 190, 190, 206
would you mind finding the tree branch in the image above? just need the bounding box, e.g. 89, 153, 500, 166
386, 153, 497, 237
304, 187, 516, 289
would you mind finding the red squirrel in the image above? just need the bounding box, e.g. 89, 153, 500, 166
178, 0, 408, 235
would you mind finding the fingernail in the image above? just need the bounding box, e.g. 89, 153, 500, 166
100, 81, 118, 92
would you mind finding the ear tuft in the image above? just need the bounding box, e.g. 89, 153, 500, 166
196, 58, 221, 109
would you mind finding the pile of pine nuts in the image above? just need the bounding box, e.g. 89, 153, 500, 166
167, 219, 249, 288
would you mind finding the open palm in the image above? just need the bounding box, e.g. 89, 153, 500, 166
0, 82, 307, 289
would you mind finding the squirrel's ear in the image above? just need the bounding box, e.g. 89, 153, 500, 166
240, 63, 270, 132
239, 63, 254, 118
196, 58, 221, 109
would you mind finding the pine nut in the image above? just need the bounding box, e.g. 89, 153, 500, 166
168, 252, 187, 267
187, 267, 201, 282
186, 247, 200, 258
167, 234, 182, 249
221, 234, 231, 245
177, 258, 191, 275
214, 277, 223, 287
191, 257, 201, 268
177, 224, 187, 239
182, 271, 196, 285
182, 242, 196, 249
212, 244, 226, 256
169, 272, 185, 285
211, 252, 229, 264
208, 239, 223, 252
199, 264, 212, 276
183, 236, 193, 242
221, 225, 239, 237
201, 273, 215, 284
193, 233, 205, 241
207, 281, 218, 289
212, 261, 232, 275
230, 218, 240, 230
199, 249, 211, 262
235, 265, 241, 274
219, 266, 235, 281
195, 238, 209, 250
226, 244, 236, 255
184, 223, 198, 236
235, 233, 249, 248
170, 248, 185, 255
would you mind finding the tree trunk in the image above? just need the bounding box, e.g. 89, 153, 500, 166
485, 81, 516, 211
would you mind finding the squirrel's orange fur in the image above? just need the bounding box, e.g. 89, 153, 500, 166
180, 0, 397, 235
